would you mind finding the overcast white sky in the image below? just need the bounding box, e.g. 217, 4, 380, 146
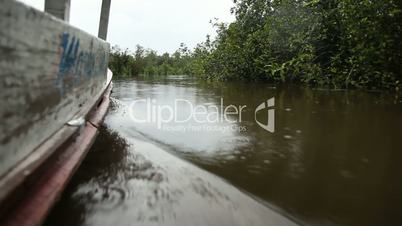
18, 0, 234, 53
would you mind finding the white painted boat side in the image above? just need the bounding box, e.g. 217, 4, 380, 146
0, 0, 110, 181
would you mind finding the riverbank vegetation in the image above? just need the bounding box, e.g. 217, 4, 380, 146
109, 44, 192, 77
110, 0, 401, 90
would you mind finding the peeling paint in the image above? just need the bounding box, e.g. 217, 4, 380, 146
55, 33, 108, 97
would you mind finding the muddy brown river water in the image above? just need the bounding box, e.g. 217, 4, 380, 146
45, 76, 402, 226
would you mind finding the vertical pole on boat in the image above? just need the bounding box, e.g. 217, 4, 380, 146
44, 0, 71, 22
98, 0, 112, 40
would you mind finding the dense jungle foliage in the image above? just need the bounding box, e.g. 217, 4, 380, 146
109, 43, 192, 77
109, 0, 401, 90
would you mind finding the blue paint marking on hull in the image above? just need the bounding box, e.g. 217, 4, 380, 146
55, 32, 108, 97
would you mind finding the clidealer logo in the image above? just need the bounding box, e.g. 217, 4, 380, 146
255, 98, 275, 133
127, 98, 275, 133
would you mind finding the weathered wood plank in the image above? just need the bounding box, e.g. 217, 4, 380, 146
1, 79, 113, 225
0, 123, 77, 207
0, 0, 110, 181
2, 122, 99, 226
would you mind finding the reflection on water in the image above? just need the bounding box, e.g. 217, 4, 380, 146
44, 127, 130, 226
46, 76, 402, 226
45, 127, 297, 226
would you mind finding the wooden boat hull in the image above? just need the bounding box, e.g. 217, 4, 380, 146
2, 81, 113, 226
0, 0, 112, 224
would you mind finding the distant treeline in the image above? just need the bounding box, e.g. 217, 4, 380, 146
109, 44, 192, 77
110, 0, 401, 90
